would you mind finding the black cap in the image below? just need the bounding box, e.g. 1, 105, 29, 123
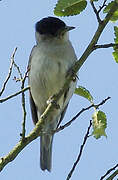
35, 17, 66, 36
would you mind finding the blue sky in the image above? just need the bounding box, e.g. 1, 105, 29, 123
0, 0, 118, 180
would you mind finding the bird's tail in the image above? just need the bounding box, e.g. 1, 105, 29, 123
40, 134, 53, 171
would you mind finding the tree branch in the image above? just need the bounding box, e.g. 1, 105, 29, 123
0, 96, 110, 172
0, 47, 17, 96
0, 86, 29, 103
94, 43, 118, 50
11, 58, 29, 140
90, 1, 102, 23
97, 0, 107, 14
90, 0, 107, 23
106, 169, 118, 180
13, 59, 23, 79
0, 98, 65, 172
66, 120, 92, 180
55, 97, 110, 133
100, 163, 118, 180
20, 69, 29, 140
73, 0, 118, 74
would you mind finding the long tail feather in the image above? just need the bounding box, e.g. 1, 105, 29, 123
40, 135, 53, 171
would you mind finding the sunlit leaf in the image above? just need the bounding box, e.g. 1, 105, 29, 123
92, 110, 107, 139
54, 0, 87, 17
112, 26, 118, 63
112, 50, 118, 63
114, 26, 118, 44
75, 86, 93, 103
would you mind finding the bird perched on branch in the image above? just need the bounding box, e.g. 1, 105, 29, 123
28, 16, 77, 171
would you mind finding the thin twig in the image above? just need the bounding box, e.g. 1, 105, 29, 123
13, 61, 23, 79
13, 56, 29, 140
0, 86, 29, 103
20, 69, 29, 140
66, 120, 92, 180
73, 1, 118, 73
94, 96, 110, 109
90, 1, 102, 23
94, 43, 118, 50
100, 164, 118, 180
98, 0, 107, 14
55, 97, 110, 134
106, 169, 118, 180
90, 0, 107, 23
0, 47, 17, 96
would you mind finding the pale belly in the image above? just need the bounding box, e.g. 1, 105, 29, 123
30, 55, 69, 115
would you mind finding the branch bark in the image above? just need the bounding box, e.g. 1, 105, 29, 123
0, 47, 17, 96
0, 86, 29, 103
66, 120, 92, 180
94, 43, 118, 50
90, 0, 107, 23
100, 164, 118, 180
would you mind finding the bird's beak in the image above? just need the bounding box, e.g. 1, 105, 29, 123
65, 26, 75, 32
57, 25, 75, 36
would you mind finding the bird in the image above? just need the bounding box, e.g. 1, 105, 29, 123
28, 16, 77, 172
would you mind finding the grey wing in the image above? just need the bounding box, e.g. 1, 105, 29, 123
56, 104, 68, 128
28, 45, 37, 69
56, 87, 70, 128
57, 77, 76, 128
28, 45, 38, 125
29, 91, 38, 124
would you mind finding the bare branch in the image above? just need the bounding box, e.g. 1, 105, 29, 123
90, 1, 102, 23
97, 0, 107, 14
94, 43, 118, 50
13, 53, 29, 139
106, 169, 118, 180
100, 164, 118, 180
73, 1, 118, 73
20, 69, 29, 140
55, 97, 110, 134
13, 60, 23, 79
0, 47, 17, 96
0, 95, 110, 172
0, 86, 29, 103
0, 97, 62, 172
12, 55, 29, 139
90, 0, 107, 24
94, 96, 111, 109
66, 120, 92, 180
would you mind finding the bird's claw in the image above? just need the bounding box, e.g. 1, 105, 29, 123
47, 95, 60, 109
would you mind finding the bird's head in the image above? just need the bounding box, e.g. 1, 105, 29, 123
35, 17, 75, 43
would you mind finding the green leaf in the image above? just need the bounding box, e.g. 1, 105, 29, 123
112, 26, 118, 63
112, 50, 118, 63
75, 86, 93, 103
92, 110, 107, 139
114, 26, 118, 44
103, 1, 118, 22
54, 0, 87, 17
